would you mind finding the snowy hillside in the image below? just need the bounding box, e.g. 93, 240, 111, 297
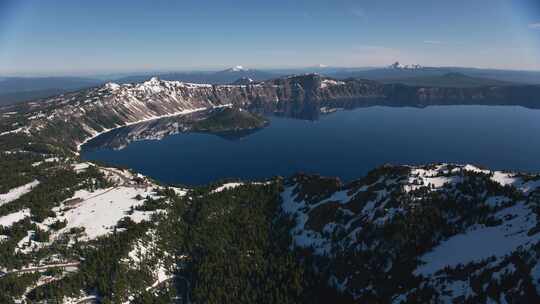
0, 152, 190, 303
3, 74, 540, 303
2, 151, 540, 303
281, 164, 540, 302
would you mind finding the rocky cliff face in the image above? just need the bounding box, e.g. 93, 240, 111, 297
3, 74, 540, 151
5, 77, 280, 150
84, 108, 267, 151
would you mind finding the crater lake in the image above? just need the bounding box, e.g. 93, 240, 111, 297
81, 105, 540, 186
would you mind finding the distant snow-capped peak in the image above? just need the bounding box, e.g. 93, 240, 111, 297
105, 82, 121, 90
388, 61, 423, 70
230, 65, 249, 72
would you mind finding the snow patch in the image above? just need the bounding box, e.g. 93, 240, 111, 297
320, 79, 345, 89
105, 82, 121, 90
0, 180, 40, 206
415, 202, 540, 276
211, 182, 244, 193
51, 187, 161, 240
0, 209, 31, 227
231, 65, 248, 72
72, 162, 92, 173
280, 186, 333, 255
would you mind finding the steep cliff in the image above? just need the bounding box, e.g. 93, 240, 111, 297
2, 74, 540, 152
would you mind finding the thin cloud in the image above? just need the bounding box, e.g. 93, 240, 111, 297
424, 40, 445, 45
529, 23, 540, 29
423, 40, 465, 46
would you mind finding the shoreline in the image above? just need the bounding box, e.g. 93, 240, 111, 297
75, 104, 233, 155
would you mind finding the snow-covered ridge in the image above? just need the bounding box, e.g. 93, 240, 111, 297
104, 77, 214, 94
282, 163, 540, 254
2, 74, 361, 145
281, 163, 540, 301
15, 74, 259, 150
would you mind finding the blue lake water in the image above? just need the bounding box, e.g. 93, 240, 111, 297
82, 106, 540, 186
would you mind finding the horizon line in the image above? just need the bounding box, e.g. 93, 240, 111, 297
2, 64, 540, 78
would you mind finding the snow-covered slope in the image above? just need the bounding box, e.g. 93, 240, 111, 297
6, 75, 345, 151
281, 164, 540, 303
0, 180, 40, 206
47, 187, 158, 240
3, 160, 540, 303
7, 77, 283, 150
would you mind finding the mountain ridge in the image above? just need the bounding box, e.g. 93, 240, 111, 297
3, 73, 540, 154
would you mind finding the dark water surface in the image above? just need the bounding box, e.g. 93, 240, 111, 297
82, 106, 540, 186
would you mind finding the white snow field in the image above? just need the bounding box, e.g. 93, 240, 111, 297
415, 201, 540, 276
0, 209, 31, 227
0, 180, 40, 206
211, 182, 244, 193
49, 187, 161, 240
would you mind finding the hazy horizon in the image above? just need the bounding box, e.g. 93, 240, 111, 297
4, 63, 540, 79
1, 0, 540, 76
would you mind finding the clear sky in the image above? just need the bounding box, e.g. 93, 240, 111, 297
1, 0, 540, 75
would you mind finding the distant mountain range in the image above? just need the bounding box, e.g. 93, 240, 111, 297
378, 72, 514, 88
114, 66, 278, 85
0, 67, 278, 106
325, 65, 540, 84
2, 64, 540, 106
0, 77, 103, 106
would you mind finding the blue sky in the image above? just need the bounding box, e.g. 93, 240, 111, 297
1, 0, 540, 75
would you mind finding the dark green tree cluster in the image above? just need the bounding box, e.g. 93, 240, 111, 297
156, 181, 346, 304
